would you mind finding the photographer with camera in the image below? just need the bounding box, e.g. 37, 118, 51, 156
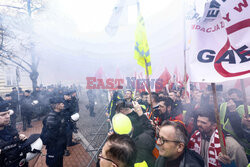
115, 100, 155, 167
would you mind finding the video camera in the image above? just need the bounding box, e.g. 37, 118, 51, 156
124, 101, 134, 109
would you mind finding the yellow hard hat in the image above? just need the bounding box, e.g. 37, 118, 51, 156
112, 113, 132, 135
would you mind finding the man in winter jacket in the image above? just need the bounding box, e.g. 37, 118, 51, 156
188, 105, 248, 167
155, 120, 204, 167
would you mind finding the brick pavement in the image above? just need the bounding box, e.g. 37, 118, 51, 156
17, 120, 96, 167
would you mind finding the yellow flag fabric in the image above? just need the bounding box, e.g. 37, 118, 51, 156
134, 14, 152, 75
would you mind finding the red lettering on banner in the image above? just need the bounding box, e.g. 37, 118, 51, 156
212, 24, 220, 32
206, 28, 212, 33
222, 13, 231, 22
96, 79, 105, 89
86, 77, 96, 89
234, 0, 248, 12
115, 79, 124, 88
195, 25, 201, 30
214, 39, 250, 77
192, 23, 225, 33
220, 21, 225, 28
106, 78, 114, 89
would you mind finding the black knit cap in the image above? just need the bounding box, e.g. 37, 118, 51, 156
25, 90, 31, 93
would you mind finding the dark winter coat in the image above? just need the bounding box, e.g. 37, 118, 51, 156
155, 149, 204, 167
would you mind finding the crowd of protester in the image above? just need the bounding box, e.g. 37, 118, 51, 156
1, 82, 250, 167
99, 85, 250, 167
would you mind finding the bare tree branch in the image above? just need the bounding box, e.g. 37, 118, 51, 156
0, 54, 31, 73
1, 48, 32, 68
31, 7, 41, 12
0, 59, 8, 65
0, 4, 26, 11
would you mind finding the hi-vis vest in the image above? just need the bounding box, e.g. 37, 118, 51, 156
134, 161, 148, 167
220, 102, 250, 155
108, 94, 122, 116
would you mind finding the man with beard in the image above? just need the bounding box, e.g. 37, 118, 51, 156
158, 97, 183, 125
124, 90, 133, 103
188, 105, 248, 167
219, 88, 250, 160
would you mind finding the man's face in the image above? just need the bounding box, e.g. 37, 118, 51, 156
169, 92, 176, 101
197, 116, 215, 136
24, 92, 30, 96
0, 111, 10, 126
193, 90, 202, 102
64, 95, 71, 100
125, 91, 132, 100
99, 142, 119, 167
55, 103, 64, 111
229, 93, 240, 102
141, 95, 148, 102
227, 99, 236, 112
58, 103, 65, 110
157, 126, 180, 159
158, 101, 167, 114
72, 92, 77, 97
5, 96, 12, 101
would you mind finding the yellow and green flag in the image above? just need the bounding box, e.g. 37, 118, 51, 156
134, 14, 152, 75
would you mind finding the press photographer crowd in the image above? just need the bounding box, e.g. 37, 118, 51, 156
0, 82, 250, 167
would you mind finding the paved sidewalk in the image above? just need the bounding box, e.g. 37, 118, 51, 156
17, 120, 95, 167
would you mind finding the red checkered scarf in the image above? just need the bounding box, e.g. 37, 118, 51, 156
188, 129, 225, 167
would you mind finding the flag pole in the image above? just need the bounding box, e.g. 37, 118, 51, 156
182, 0, 187, 99
145, 58, 154, 119
182, 0, 188, 99
136, 1, 153, 119
211, 83, 226, 154
240, 79, 249, 118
